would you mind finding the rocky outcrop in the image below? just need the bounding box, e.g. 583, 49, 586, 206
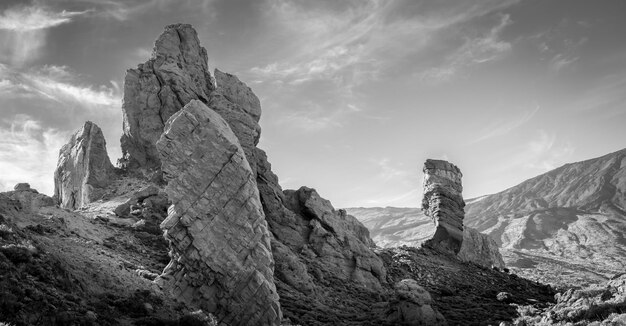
54, 121, 114, 210
209, 69, 262, 174
120, 24, 215, 171
156, 100, 281, 326
4, 183, 54, 212
255, 149, 386, 290
421, 159, 465, 253
458, 227, 505, 269
382, 279, 447, 325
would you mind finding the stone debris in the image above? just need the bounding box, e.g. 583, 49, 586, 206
156, 100, 281, 326
54, 121, 114, 210
421, 159, 465, 253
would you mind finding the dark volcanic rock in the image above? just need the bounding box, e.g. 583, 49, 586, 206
421, 159, 465, 254
120, 23, 215, 171
156, 100, 281, 326
54, 121, 114, 210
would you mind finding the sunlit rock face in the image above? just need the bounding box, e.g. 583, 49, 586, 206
54, 121, 114, 210
156, 100, 281, 326
120, 23, 215, 171
421, 159, 465, 253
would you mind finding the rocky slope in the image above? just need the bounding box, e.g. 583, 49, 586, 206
465, 148, 626, 288
349, 148, 626, 288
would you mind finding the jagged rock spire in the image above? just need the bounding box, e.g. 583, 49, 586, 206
54, 121, 114, 209
120, 23, 215, 171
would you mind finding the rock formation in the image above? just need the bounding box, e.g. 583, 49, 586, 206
382, 279, 446, 325
4, 183, 54, 212
421, 159, 465, 253
458, 226, 505, 269
156, 100, 281, 325
54, 121, 114, 210
120, 24, 215, 171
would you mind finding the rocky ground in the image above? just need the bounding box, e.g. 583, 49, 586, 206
0, 182, 210, 326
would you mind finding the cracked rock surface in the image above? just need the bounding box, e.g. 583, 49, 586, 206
54, 121, 114, 210
156, 100, 281, 326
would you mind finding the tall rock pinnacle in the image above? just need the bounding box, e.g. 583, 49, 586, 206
120, 23, 215, 171
421, 159, 465, 253
156, 100, 281, 325
54, 121, 114, 209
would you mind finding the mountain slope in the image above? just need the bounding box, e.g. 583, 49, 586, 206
348, 148, 626, 287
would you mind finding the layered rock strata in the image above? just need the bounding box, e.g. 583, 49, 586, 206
421, 159, 465, 253
54, 121, 114, 209
156, 100, 281, 326
120, 24, 215, 170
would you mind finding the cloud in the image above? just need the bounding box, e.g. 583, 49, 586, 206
472, 105, 540, 143
253, 1, 520, 87
420, 13, 513, 83
0, 5, 86, 31
86, 0, 216, 21
0, 5, 87, 65
373, 158, 410, 182
0, 64, 120, 109
0, 114, 68, 195
525, 130, 574, 171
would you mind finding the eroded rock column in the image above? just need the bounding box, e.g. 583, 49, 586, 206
421, 159, 465, 253
156, 100, 281, 326
53, 121, 114, 209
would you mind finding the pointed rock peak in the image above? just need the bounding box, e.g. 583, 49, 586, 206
152, 23, 207, 65
214, 68, 261, 122
120, 23, 214, 171
54, 121, 114, 210
421, 159, 465, 253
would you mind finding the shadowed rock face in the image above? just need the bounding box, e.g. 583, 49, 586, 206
422, 159, 465, 254
156, 100, 281, 326
458, 226, 505, 269
54, 121, 114, 209
120, 23, 215, 171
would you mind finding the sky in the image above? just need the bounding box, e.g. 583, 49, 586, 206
0, 0, 625, 208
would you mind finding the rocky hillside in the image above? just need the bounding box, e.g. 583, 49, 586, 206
465, 148, 626, 288
348, 148, 626, 288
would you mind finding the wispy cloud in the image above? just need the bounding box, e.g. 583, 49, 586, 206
363, 188, 421, 207
472, 105, 540, 143
0, 64, 120, 109
373, 158, 410, 182
420, 13, 513, 83
0, 5, 87, 65
525, 130, 575, 171
0, 114, 68, 195
0, 5, 86, 31
86, 0, 216, 21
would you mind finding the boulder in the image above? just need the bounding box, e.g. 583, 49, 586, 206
155, 100, 281, 325
5, 184, 54, 212
54, 121, 114, 210
421, 159, 465, 253
120, 24, 215, 171
458, 226, 505, 269
384, 279, 447, 325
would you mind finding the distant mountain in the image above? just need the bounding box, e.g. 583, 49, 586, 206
347, 148, 626, 287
